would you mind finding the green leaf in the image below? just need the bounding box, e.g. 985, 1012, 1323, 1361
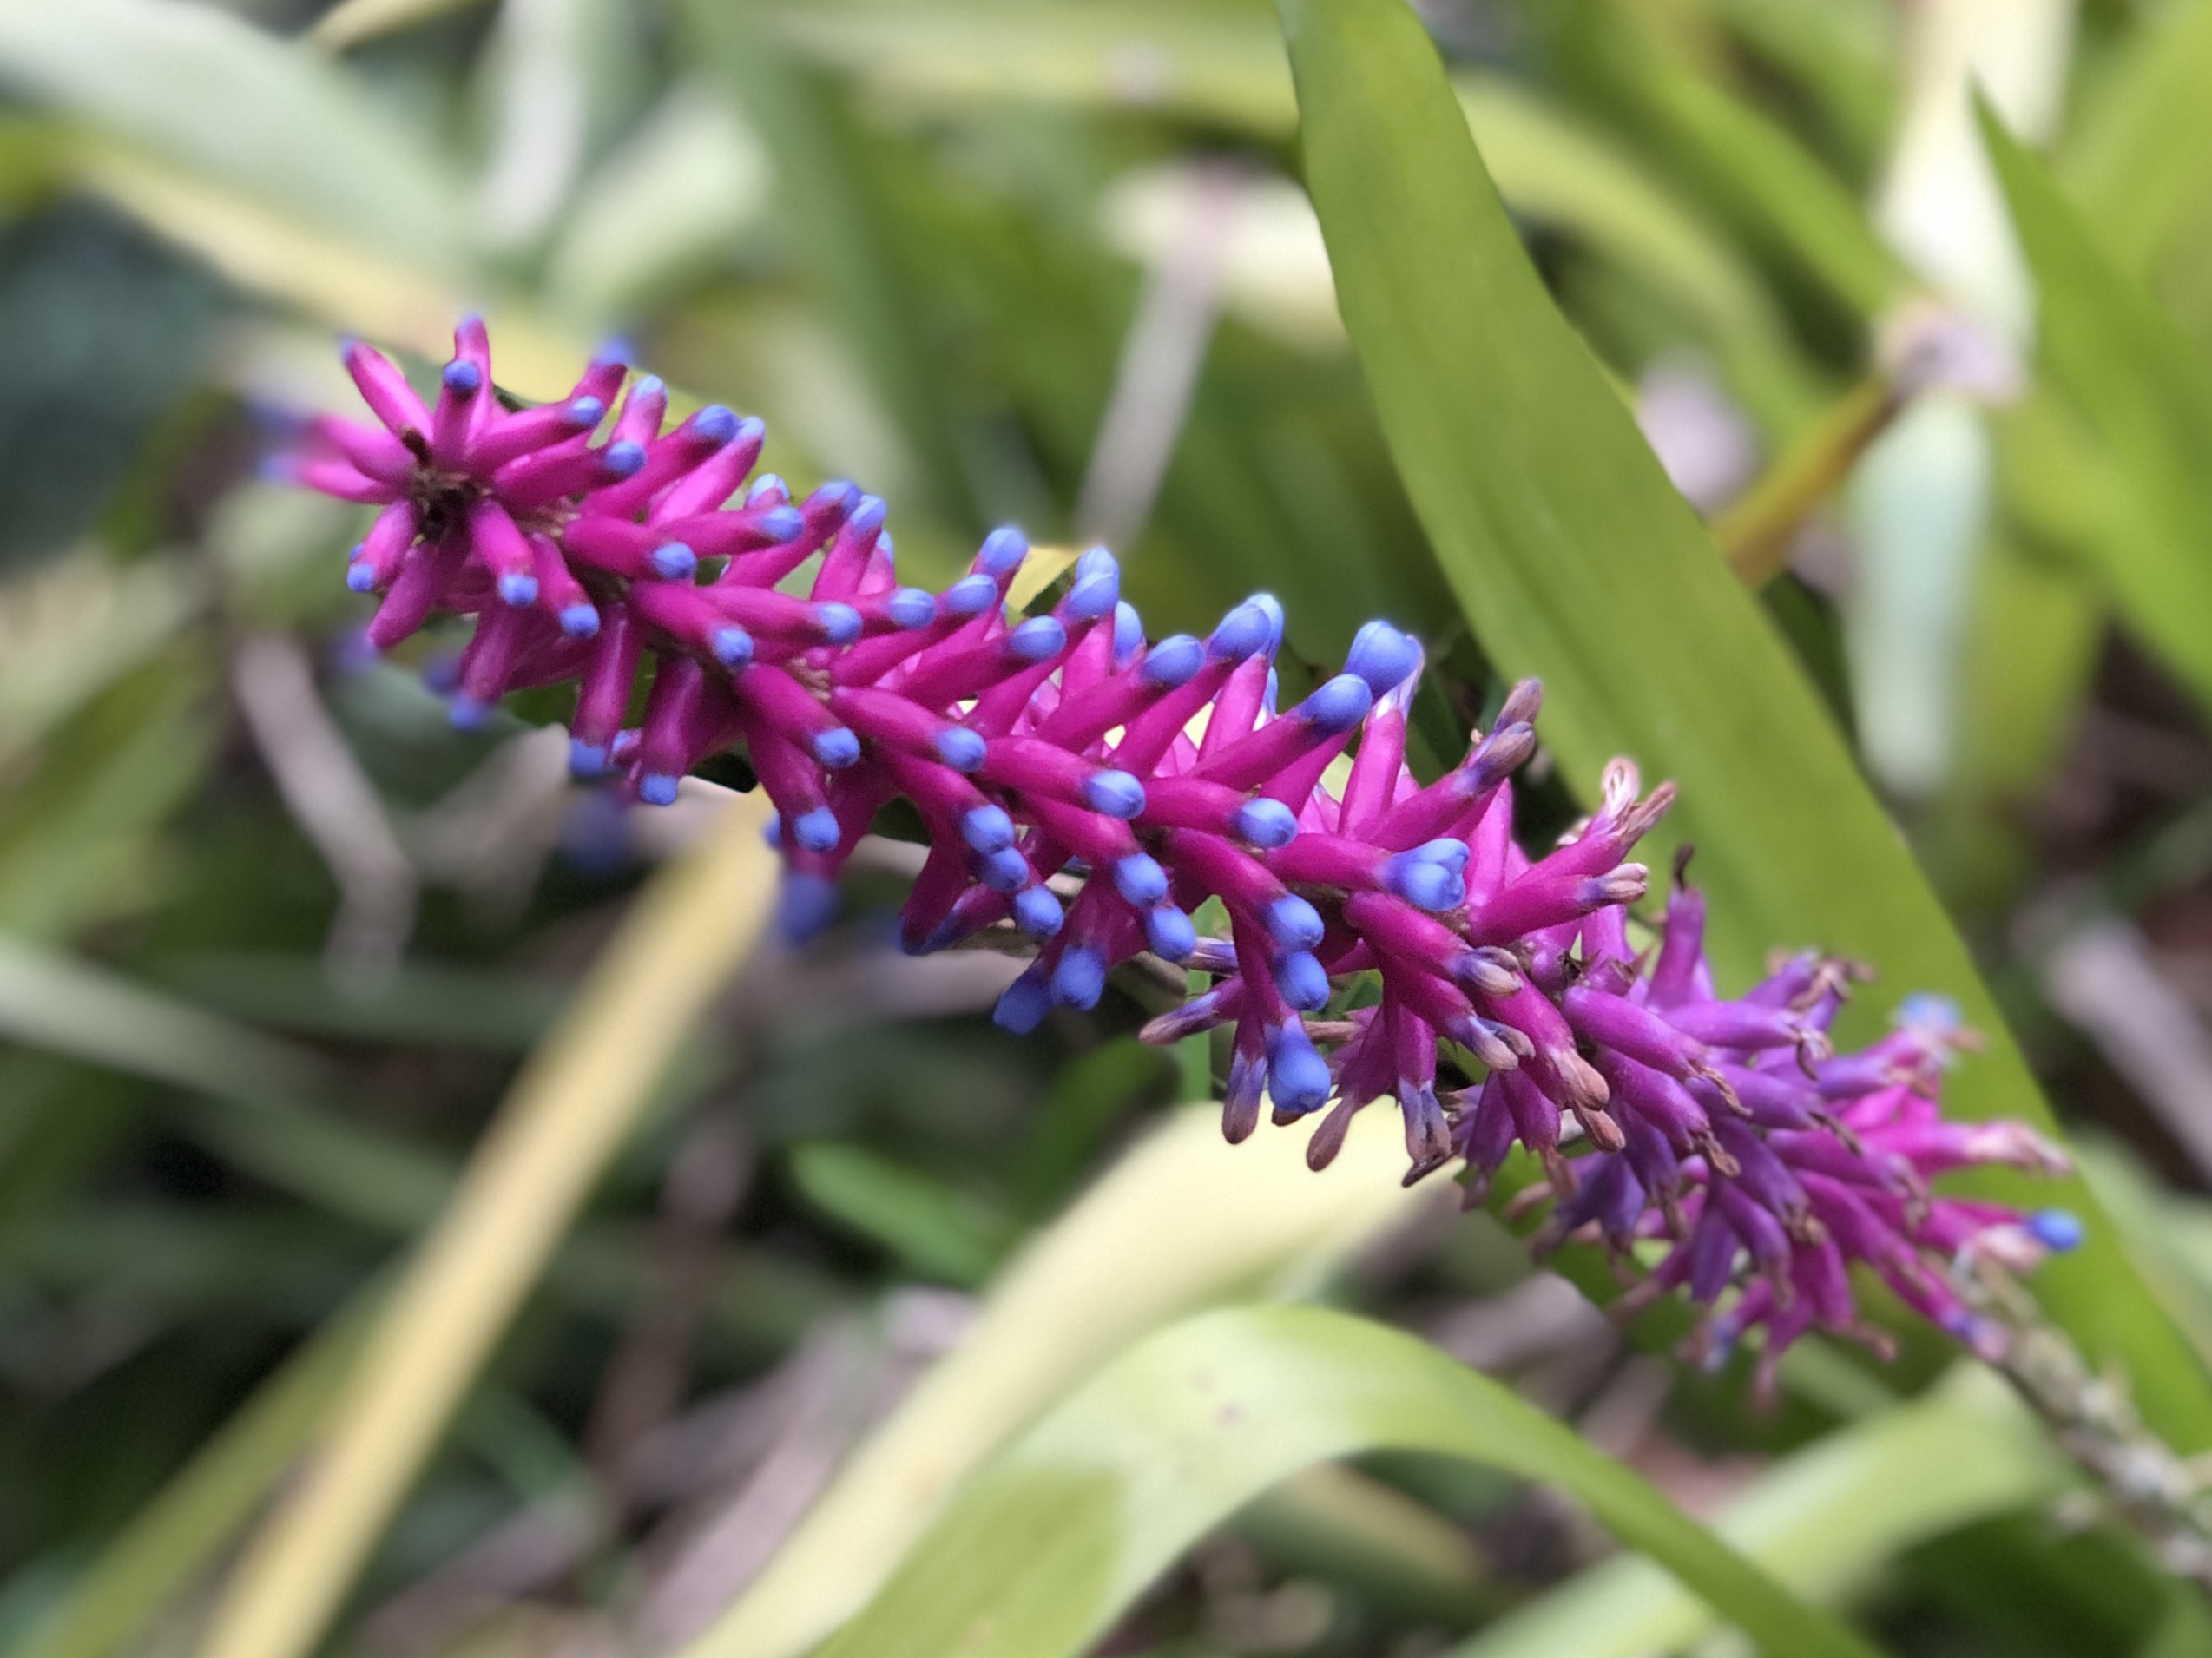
813, 1305, 1884, 1658
1275, 0, 2212, 1449
1979, 107, 2212, 718
787, 1141, 1016, 1286
1450, 1364, 2069, 1658
683, 1100, 1437, 1658
0, 0, 469, 261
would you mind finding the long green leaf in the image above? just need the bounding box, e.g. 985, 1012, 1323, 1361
1980, 109, 2212, 716
1275, 0, 2212, 1449
682, 1099, 1436, 1658
0, 0, 468, 260
1452, 1364, 2069, 1658
813, 1306, 1883, 1658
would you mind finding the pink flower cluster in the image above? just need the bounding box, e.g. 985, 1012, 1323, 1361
287, 321, 2076, 1374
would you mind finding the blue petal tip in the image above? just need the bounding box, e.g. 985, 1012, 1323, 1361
793, 806, 842, 853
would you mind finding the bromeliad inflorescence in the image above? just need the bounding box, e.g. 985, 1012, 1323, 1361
282, 320, 2081, 1390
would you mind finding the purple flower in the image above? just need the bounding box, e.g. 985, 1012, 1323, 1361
286, 322, 2075, 1373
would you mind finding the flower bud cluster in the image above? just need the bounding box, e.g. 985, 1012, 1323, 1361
288, 323, 2077, 1374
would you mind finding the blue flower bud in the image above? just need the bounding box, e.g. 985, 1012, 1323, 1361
448, 694, 491, 730
639, 773, 681, 806
442, 359, 481, 396
848, 492, 888, 536
887, 587, 936, 629
961, 804, 1017, 854
993, 966, 1053, 1034
978, 847, 1029, 893
563, 396, 604, 426
497, 571, 539, 608
569, 739, 609, 778
1112, 852, 1169, 907
1386, 854, 1464, 911
602, 440, 647, 478
1274, 950, 1331, 1012
712, 626, 754, 668
1113, 600, 1145, 668
694, 405, 740, 444
1409, 836, 1470, 875
1009, 615, 1067, 661
1083, 769, 1146, 819
1063, 547, 1120, 618
1233, 798, 1300, 848
1141, 634, 1204, 687
815, 603, 862, 645
1145, 905, 1196, 963
1300, 673, 1373, 734
2029, 1209, 2084, 1252
559, 603, 602, 640
1267, 1023, 1332, 1113
1266, 893, 1325, 951
793, 806, 841, 852
1345, 621, 1420, 694
1208, 596, 1280, 661
978, 525, 1029, 577
649, 542, 696, 580
1013, 885, 1064, 940
345, 562, 377, 594
1051, 944, 1106, 1009
812, 727, 862, 770
777, 872, 840, 942
934, 726, 986, 772
942, 574, 1000, 617
747, 473, 788, 506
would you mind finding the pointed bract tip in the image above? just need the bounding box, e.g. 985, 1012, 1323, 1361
1008, 615, 1067, 662
1011, 885, 1065, 940
815, 602, 862, 645
497, 571, 539, 608
649, 542, 697, 581
793, 806, 842, 853
977, 525, 1029, 578
1082, 769, 1146, 819
639, 773, 681, 806
559, 602, 602, 639
933, 726, 986, 773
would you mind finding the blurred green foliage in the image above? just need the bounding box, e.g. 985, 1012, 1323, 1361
3, 2, 2212, 1656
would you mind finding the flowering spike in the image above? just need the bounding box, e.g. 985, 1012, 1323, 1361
284, 321, 2070, 1375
